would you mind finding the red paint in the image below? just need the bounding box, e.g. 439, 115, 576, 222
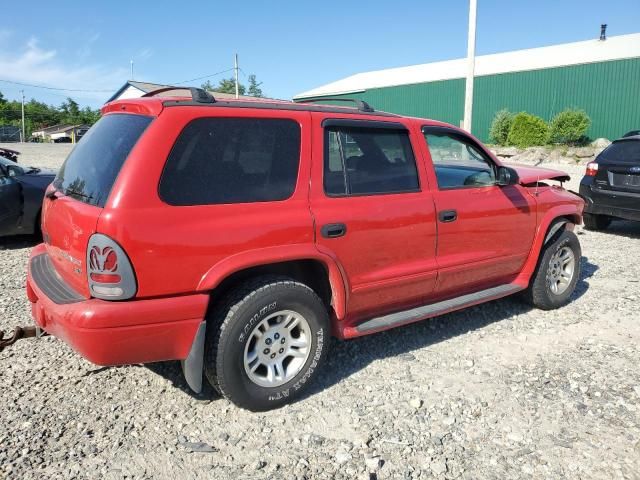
27, 96, 584, 366
507, 164, 571, 184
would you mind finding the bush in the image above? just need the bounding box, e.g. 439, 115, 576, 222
489, 109, 514, 145
507, 112, 549, 148
549, 109, 591, 145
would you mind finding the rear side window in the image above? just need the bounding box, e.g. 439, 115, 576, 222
159, 118, 300, 205
597, 140, 640, 164
324, 126, 419, 196
53, 114, 152, 207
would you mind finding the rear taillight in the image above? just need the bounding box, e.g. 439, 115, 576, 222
585, 162, 598, 176
87, 234, 137, 300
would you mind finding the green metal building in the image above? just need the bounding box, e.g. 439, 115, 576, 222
294, 33, 640, 142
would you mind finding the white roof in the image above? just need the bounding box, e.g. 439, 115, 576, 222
294, 33, 640, 99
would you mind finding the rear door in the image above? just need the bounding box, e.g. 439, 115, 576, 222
310, 115, 438, 321
421, 126, 537, 295
591, 139, 640, 209
42, 113, 153, 296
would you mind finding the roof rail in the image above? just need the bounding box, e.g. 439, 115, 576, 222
141, 87, 215, 104
296, 97, 374, 113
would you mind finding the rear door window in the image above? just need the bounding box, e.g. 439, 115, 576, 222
53, 113, 152, 207
159, 118, 301, 205
324, 125, 419, 196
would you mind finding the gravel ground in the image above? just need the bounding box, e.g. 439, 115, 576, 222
1, 144, 640, 479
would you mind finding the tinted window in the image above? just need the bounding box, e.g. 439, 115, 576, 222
424, 130, 496, 189
53, 114, 152, 207
160, 118, 300, 205
324, 127, 419, 196
597, 140, 640, 164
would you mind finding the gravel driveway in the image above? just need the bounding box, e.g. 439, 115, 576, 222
1, 144, 639, 479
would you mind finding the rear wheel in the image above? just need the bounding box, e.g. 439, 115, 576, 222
523, 230, 581, 310
583, 213, 611, 231
204, 276, 329, 411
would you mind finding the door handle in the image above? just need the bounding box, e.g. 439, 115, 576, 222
321, 223, 347, 238
438, 210, 457, 223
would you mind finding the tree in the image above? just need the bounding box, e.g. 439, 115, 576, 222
247, 75, 263, 98
201, 74, 264, 97
203, 77, 246, 95
0, 90, 100, 138
549, 109, 591, 145
489, 109, 514, 146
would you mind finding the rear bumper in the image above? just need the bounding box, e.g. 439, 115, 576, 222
26, 243, 209, 366
579, 182, 640, 222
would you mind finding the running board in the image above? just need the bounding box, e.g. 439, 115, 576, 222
355, 284, 523, 334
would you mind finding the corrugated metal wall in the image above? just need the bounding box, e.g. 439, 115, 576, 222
299, 58, 640, 142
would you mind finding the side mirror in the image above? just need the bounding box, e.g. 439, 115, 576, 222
496, 166, 519, 186
6, 165, 23, 177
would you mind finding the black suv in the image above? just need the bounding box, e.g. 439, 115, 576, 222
580, 135, 640, 230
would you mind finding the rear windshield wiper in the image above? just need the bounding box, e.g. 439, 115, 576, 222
64, 188, 93, 201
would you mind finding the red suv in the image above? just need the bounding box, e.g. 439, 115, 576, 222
26, 88, 584, 411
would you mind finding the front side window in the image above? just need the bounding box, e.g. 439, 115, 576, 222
324, 126, 419, 196
160, 118, 301, 205
423, 129, 496, 189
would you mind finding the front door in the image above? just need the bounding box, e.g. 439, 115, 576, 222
421, 126, 537, 296
310, 116, 438, 321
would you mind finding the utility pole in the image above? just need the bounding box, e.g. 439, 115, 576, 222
130, 60, 134, 80
234, 53, 239, 99
20, 90, 26, 143
463, 0, 477, 133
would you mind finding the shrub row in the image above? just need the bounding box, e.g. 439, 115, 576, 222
489, 109, 591, 147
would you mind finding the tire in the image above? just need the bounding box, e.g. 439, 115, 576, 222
583, 213, 611, 231
523, 230, 581, 310
204, 276, 329, 411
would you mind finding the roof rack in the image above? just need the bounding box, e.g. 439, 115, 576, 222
296, 97, 374, 113
142, 87, 215, 104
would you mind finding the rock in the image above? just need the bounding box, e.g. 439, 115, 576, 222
364, 455, 383, 472
443, 416, 456, 426
309, 434, 325, 446
591, 138, 611, 148
398, 353, 416, 361
575, 147, 595, 158
179, 441, 217, 453
492, 146, 519, 157
430, 459, 447, 475
335, 451, 352, 465
253, 460, 267, 470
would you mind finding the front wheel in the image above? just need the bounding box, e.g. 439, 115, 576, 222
204, 276, 329, 411
523, 230, 581, 310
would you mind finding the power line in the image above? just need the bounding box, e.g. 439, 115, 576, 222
171, 68, 235, 85
0, 78, 113, 93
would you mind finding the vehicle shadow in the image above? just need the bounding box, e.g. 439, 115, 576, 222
0, 235, 41, 250
597, 220, 640, 240
147, 257, 598, 402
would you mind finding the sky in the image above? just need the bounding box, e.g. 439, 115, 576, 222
1, 0, 639, 109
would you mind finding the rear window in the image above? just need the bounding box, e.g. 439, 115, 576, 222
53, 114, 152, 207
159, 118, 300, 205
597, 140, 640, 164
